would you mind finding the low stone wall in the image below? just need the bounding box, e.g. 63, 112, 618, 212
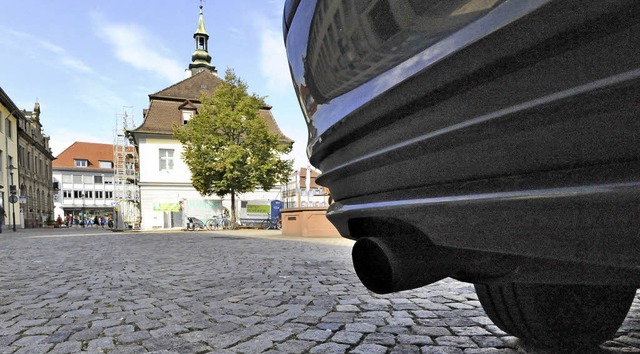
281, 207, 340, 237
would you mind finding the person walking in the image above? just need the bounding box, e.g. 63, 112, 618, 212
0, 205, 5, 233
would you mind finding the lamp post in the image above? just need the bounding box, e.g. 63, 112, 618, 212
8, 164, 16, 232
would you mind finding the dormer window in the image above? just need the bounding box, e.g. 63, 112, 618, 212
182, 110, 194, 125
178, 100, 198, 125
99, 160, 113, 169
75, 159, 88, 168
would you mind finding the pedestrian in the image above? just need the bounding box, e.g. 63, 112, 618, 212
94, 215, 99, 228
100, 217, 105, 228
66, 214, 71, 227
56, 215, 62, 227
0, 205, 5, 233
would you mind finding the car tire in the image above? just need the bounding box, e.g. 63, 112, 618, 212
474, 282, 636, 348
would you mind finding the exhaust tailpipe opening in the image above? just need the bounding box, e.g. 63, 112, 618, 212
352, 237, 457, 294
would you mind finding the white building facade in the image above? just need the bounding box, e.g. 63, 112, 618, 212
52, 142, 116, 226
129, 5, 290, 230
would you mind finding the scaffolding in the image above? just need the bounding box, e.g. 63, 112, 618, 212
113, 107, 141, 230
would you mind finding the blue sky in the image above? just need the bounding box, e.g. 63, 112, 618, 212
0, 0, 310, 168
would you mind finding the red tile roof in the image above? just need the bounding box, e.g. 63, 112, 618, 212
52, 142, 114, 169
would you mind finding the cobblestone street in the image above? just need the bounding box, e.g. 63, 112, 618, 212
0, 228, 639, 353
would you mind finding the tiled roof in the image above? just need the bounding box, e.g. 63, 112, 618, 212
52, 142, 114, 169
150, 70, 222, 100
130, 70, 292, 143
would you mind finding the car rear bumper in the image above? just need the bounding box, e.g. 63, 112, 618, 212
285, 0, 640, 286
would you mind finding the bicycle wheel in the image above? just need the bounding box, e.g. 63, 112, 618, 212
260, 219, 270, 230
205, 219, 215, 231
224, 218, 237, 230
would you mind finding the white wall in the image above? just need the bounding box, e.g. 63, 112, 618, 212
138, 137, 191, 184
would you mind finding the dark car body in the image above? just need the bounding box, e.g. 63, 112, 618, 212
284, 0, 640, 347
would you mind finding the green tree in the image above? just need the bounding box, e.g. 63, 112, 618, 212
173, 69, 293, 225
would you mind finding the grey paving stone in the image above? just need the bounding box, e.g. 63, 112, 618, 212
363, 332, 396, 346
390, 344, 422, 354
435, 336, 479, 348
317, 322, 342, 331
398, 334, 434, 345
68, 327, 101, 341
414, 326, 453, 337
13, 319, 48, 328
228, 337, 274, 353
345, 322, 376, 333
387, 316, 416, 326
421, 346, 465, 354
11, 335, 48, 346
350, 343, 388, 354
50, 341, 82, 354
274, 339, 316, 353
451, 327, 492, 336
117, 330, 152, 344
331, 330, 362, 344
13, 343, 53, 354
87, 336, 115, 351
104, 324, 135, 336
309, 342, 350, 354
61, 309, 93, 318
471, 335, 506, 348
91, 318, 122, 328
297, 329, 333, 342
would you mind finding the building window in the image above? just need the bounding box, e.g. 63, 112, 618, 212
73, 175, 82, 184
96, 191, 103, 199
73, 190, 84, 198
104, 176, 113, 185
62, 174, 72, 183
5, 118, 11, 139
182, 110, 194, 125
75, 159, 88, 168
159, 149, 174, 171
94, 175, 103, 184
63, 190, 72, 198
105, 191, 113, 199
99, 161, 112, 169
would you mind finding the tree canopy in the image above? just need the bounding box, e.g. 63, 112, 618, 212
173, 69, 293, 223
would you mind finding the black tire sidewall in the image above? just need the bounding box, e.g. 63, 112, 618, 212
474, 282, 636, 348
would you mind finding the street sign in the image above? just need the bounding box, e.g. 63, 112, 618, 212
9, 195, 18, 204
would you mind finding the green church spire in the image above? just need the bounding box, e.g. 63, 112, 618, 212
189, 2, 216, 75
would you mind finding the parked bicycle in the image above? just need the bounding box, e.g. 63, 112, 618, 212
205, 214, 234, 230
260, 215, 282, 230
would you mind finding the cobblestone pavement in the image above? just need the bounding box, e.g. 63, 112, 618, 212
0, 227, 639, 353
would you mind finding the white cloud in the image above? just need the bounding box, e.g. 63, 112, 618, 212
258, 22, 293, 93
5, 29, 95, 74
92, 15, 184, 83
